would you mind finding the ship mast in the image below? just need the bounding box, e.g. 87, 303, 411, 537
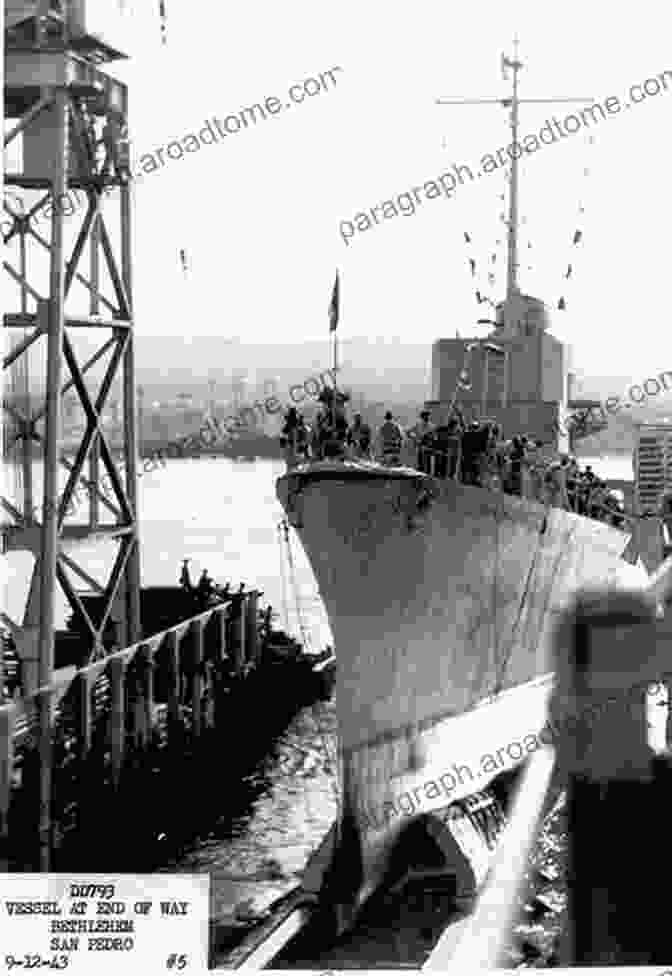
436, 40, 593, 323
504, 38, 522, 301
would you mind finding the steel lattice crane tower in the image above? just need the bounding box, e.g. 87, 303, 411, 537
3, 0, 141, 866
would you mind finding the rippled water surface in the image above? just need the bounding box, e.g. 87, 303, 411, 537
159, 702, 339, 933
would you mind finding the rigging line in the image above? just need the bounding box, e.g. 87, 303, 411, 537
281, 518, 312, 651
279, 523, 339, 803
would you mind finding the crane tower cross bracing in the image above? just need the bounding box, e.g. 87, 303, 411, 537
3, 0, 141, 723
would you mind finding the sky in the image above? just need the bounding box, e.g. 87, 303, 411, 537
5, 0, 672, 385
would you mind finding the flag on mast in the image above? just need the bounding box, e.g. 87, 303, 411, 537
329, 270, 340, 332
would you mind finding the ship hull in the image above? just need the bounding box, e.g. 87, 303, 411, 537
276, 461, 647, 902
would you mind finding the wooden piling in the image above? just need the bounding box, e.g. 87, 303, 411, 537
109, 656, 127, 790
216, 605, 228, 663
203, 659, 216, 730
238, 599, 247, 671
245, 590, 260, 666
143, 646, 154, 749
190, 620, 204, 742
165, 630, 181, 745
0, 705, 17, 871
129, 644, 153, 754
230, 599, 245, 675
0, 596, 283, 869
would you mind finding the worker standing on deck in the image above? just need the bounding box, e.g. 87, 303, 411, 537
461, 421, 486, 486
525, 439, 545, 501
197, 569, 215, 604
506, 436, 525, 495
377, 411, 404, 466
348, 413, 372, 459
281, 407, 310, 466
433, 417, 463, 480
407, 410, 435, 473
483, 424, 501, 490
544, 456, 570, 509
179, 559, 193, 592
294, 412, 311, 461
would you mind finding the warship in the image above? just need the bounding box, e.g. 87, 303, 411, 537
233, 45, 653, 968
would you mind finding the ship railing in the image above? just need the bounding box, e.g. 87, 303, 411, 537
425, 558, 672, 969
411, 447, 551, 501
415, 447, 635, 523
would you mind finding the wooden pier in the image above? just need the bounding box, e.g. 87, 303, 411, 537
0, 590, 332, 874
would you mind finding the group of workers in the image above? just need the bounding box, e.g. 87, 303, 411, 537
280, 403, 627, 526
179, 560, 234, 608
408, 410, 628, 526
280, 404, 393, 465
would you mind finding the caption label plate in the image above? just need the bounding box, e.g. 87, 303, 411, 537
0, 875, 209, 973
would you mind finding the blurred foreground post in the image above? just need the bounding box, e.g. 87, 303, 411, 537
551, 588, 672, 965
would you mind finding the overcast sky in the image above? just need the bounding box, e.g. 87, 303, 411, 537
6, 0, 672, 384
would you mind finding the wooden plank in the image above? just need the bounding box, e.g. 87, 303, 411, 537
235, 905, 315, 970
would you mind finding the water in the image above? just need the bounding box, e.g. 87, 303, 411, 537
577, 453, 634, 482
3, 453, 636, 950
